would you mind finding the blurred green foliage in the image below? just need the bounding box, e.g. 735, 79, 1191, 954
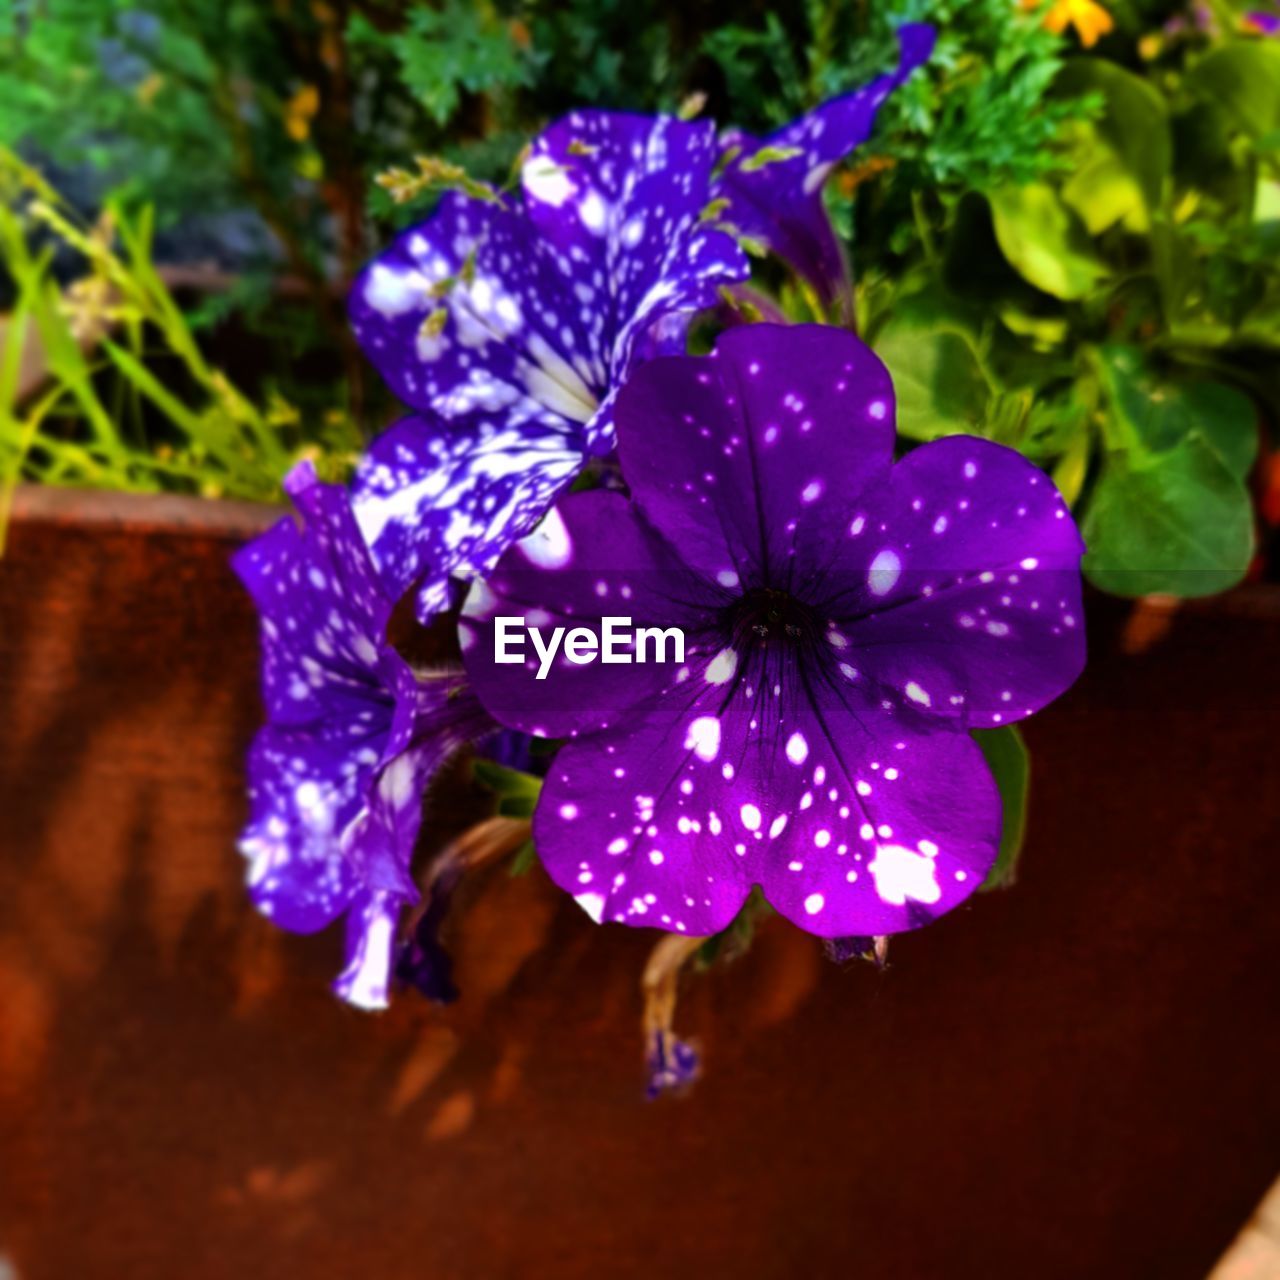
0, 0, 1277, 597
858, 13, 1279, 597
0, 149, 359, 525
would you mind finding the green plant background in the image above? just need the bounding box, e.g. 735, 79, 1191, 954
2, 0, 1277, 601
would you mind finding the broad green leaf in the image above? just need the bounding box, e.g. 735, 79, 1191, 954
1056, 60, 1170, 214
1082, 436, 1253, 597
1096, 345, 1257, 479
1177, 383, 1258, 481
1187, 42, 1280, 140
974, 726, 1030, 892
1060, 129, 1148, 235
988, 184, 1108, 301
873, 323, 989, 441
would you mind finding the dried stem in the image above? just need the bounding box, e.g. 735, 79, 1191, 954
422, 816, 532, 894
641, 933, 707, 1043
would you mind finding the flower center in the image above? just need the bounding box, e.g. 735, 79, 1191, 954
726, 587, 820, 649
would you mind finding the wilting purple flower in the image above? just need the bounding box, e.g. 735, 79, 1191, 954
823, 935, 889, 967
646, 1031, 700, 1098
714, 24, 934, 304
235, 461, 489, 1008
394, 858, 462, 1004
461, 325, 1085, 939
348, 29, 930, 619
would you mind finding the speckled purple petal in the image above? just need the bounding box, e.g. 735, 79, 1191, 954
239, 723, 370, 933
349, 193, 608, 444
822, 436, 1087, 727
714, 24, 934, 301
460, 490, 718, 740
533, 619, 998, 937
332, 888, 400, 1010
234, 463, 394, 727
349, 149, 748, 581
734, 657, 1000, 937
344, 672, 483, 897
614, 324, 895, 586
352, 168, 746, 472
533, 675, 758, 936
352, 412, 584, 618
234, 462, 401, 930
520, 110, 748, 377
521, 111, 717, 262
235, 461, 491, 1005
329, 676, 493, 1010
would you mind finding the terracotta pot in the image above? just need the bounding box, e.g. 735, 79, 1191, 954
0, 486, 1276, 1280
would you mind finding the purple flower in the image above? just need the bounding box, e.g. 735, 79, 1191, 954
348, 127, 747, 617
235, 461, 489, 1008
348, 30, 930, 619
394, 858, 462, 1004
460, 325, 1085, 939
645, 1031, 700, 1098
1246, 9, 1280, 33
824, 935, 889, 967
713, 24, 934, 304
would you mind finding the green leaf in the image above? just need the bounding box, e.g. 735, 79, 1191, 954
1170, 382, 1258, 481
1055, 59, 1170, 216
1082, 436, 1253, 598
101, 338, 204, 435
347, 2, 532, 127
974, 726, 1030, 892
1186, 42, 1280, 140
1095, 346, 1257, 480
472, 758, 542, 819
997, 302, 1069, 347
873, 323, 990, 441
508, 840, 537, 877
1060, 127, 1148, 235
988, 184, 1108, 300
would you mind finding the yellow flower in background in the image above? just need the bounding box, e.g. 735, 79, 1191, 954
135, 73, 164, 107
1023, 0, 1115, 46
284, 85, 320, 142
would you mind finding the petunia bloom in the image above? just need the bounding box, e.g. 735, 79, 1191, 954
348, 128, 747, 618
235, 461, 490, 1008
461, 325, 1086, 939
348, 29, 930, 620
